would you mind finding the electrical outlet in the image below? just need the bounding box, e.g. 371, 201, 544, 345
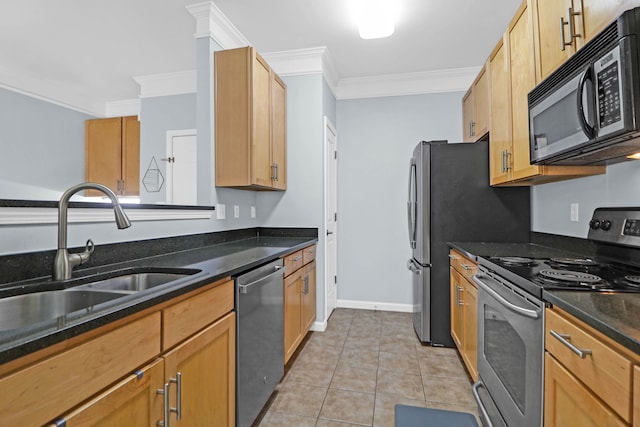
570, 203, 579, 222
234, 205, 240, 218
216, 204, 226, 220
251, 206, 256, 219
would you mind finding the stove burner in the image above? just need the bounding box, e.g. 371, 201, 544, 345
496, 256, 535, 265
624, 275, 640, 285
549, 257, 600, 267
538, 269, 602, 283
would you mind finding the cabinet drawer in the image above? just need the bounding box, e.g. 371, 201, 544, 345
449, 249, 478, 281
545, 308, 634, 422
284, 250, 304, 276
302, 244, 316, 265
162, 280, 234, 350
0, 312, 161, 427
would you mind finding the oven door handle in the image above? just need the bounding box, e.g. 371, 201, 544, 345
472, 274, 540, 319
472, 381, 494, 427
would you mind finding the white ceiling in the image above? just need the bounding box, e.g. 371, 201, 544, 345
0, 0, 522, 116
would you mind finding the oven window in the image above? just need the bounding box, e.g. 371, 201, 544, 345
484, 305, 526, 413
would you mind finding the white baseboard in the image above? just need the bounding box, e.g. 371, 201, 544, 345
310, 319, 327, 332
336, 299, 413, 313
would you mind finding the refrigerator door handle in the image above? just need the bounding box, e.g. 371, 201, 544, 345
407, 160, 417, 249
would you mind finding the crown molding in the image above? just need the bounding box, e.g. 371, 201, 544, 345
133, 70, 197, 98
335, 66, 481, 99
105, 99, 140, 117
186, 1, 249, 48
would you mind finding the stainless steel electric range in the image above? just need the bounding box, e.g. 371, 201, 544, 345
471, 207, 640, 427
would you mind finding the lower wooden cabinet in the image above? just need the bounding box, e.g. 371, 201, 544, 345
283, 245, 317, 364
449, 267, 478, 381
1, 279, 235, 427
634, 366, 640, 427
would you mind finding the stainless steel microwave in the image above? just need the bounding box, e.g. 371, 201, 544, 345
529, 7, 640, 165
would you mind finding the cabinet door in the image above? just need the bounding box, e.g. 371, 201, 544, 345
122, 115, 140, 196
473, 66, 489, 140
510, 3, 541, 181
462, 88, 474, 142
50, 359, 164, 427
489, 39, 512, 185
634, 365, 639, 427
302, 261, 316, 333
533, 0, 574, 79
251, 53, 272, 188
85, 117, 123, 195
578, 0, 636, 49
284, 269, 303, 363
271, 72, 287, 190
449, 268, 464, 350
544, 353, 627, 427
462, 279, 478, 382
163, 312, 236, 427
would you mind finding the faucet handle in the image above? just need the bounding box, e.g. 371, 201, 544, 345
77, 239, 95, 264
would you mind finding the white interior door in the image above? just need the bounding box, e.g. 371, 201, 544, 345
166, 130, 197, 205
325, 117, 338, 319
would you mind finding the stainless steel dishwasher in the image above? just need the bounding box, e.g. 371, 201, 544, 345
235, 259, 285, 427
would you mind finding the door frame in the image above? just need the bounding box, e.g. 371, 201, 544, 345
323, 116, 338, 322
165, 129, 197, 204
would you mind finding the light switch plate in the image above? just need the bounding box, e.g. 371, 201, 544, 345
234, 205, 240, 218
251, 206, 256, 219
216, 204, 226, 220
570, 203, 579, 222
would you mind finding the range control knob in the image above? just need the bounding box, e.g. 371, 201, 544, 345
600, 220, 612, 231
589, 219, 601, 230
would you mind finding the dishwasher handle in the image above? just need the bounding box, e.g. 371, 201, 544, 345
238, 266, 285, 294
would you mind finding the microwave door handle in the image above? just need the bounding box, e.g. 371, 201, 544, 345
577, 66, 596, 139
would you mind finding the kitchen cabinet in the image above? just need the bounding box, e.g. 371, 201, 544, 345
214, 46, 287, 190
488, 1, 605, 186
85, 115, 140, 196
283, 244, 316, 363
635, 366, 640, 427
531, 0, 636, 81
448, 249, 478, 381
1, 278, 235, 427
544, 307, 640, 426
461, 64, 489, 142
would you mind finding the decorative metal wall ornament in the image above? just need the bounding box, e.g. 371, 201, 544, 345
142, 156, 165, 192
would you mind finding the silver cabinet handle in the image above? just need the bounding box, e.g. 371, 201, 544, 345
568, 8, 581, 41
170, 373, 182, 420
456, 285, 464, 306
560, 16, 570, 51
448, 254, 459, 260
505, 150, 512, 170
550, 330, 592, 358
472, 274, 540, 319
460, 263, 473, 271
157, 382, 170, 427
292, 255, 303, 262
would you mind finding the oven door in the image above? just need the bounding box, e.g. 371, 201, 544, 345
473, 273, 544, 427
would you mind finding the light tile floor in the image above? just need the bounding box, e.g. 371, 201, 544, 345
257, 308, 479, 427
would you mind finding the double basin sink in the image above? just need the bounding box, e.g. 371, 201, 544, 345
1, 268, 202, 332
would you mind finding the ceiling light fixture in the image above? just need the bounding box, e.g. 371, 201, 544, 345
354, 0, 395, 40
627, 152, 640, 160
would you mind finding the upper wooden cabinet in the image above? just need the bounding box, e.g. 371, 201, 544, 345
531, 0, 637, 81
215, 46, 287, 191
462, 65, 489, 142
487, 0, 605, 186
85, 115, 140, 196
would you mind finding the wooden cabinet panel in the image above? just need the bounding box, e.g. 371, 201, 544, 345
1, 313, 161, 427
215, 46, 287, 190
450, 268, 464, 350
284, 269, 303, 363
284, 250, 304, 276
634, 365, 640, 427
49, 358, 164, 427
162, 280, 234, 350
302, 244, 317, 265
461, 66, 489, 142
546, 308, 634, 422
462, 280, 478, 381
532, 0, 573, 79
462, 89, 474, 142
489, 39, 512, 185
163, 312, 236, 427
302, 261, 317, 333
85, 116, 140, 196
544, 353, 627, 427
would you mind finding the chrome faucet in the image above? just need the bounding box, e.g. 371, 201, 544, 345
53, 182, 131, 281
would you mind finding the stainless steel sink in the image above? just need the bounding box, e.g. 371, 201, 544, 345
0, 289, 124, 331
73, 271, 195, 293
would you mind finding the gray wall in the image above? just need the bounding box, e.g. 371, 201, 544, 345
0, 87, 93, 199
139, 93, 196, 204
257, 73, 327, 322
336, 91, 463, 308
532, 160, 640, 237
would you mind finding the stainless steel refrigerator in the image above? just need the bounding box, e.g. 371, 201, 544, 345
406, 140, 530, 347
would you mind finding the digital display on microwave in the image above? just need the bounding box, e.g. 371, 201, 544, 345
598, 61, 621, 127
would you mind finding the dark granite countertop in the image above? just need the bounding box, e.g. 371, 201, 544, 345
448, 241, 640, 355
0, 232, 317, 365
543, 290, 640, 354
